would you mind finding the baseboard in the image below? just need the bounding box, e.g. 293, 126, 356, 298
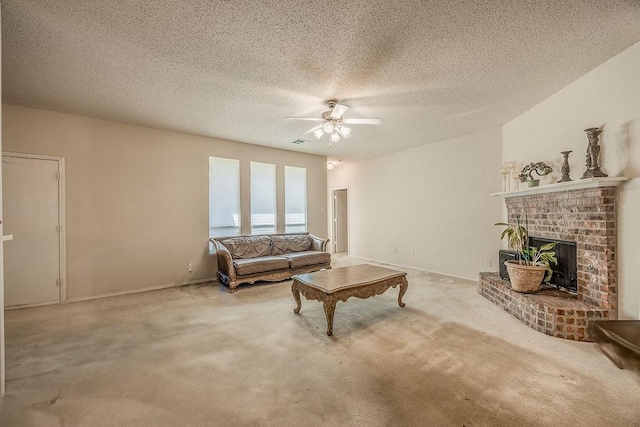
347, 255, 477, 283
5, 300, 60, 310
66, 277, 218, 304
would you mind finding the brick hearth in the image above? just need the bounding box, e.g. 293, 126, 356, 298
479, 273, 608, 340
480, 179, 626, 341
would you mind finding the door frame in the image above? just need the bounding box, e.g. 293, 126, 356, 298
3, 152, 67, 306
330, 186, 349, 255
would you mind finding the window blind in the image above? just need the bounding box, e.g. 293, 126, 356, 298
250, 162, 276, 234
285, 166, 307, 233
209, 157, 240, 238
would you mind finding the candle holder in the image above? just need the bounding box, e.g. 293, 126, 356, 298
581, 127, 608, 179
501, 161, 517, 191
512, 170, 520, 191
558, 151, 573, 183
500, 169, 509, 192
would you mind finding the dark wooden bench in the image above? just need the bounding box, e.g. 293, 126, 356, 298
591, 320, 640, 370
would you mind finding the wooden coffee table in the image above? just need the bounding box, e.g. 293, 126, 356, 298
291, 264, 408, 336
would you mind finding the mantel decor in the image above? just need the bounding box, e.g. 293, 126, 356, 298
558, 151, 573, 183
519, 161, 553, 187
581, 127, 608, 179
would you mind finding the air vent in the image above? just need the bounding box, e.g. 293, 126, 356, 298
291, 139, 307, 145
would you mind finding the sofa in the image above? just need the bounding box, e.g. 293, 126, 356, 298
210, 233, 331, 293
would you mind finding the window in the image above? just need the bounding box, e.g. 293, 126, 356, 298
209, 157, 240, 238
250, 162, 276, 234
285, 166, 307, 233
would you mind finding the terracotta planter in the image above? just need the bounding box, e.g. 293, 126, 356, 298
504, 260, 546, 293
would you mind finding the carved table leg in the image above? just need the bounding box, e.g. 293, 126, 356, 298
398, 277, 408, 308
292, 282, 302, 314
323, 297, 337, 336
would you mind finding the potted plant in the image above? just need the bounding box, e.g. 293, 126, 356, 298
519, 162, 553, 187
495, 217, 557, 293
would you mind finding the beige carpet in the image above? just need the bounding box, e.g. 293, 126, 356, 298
1, 255, 639, 426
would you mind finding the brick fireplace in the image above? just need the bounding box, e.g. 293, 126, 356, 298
479, 178, 627, 341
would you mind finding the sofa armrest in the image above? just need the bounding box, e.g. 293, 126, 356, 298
210, 238, 236, 281
309, 234, 329, 252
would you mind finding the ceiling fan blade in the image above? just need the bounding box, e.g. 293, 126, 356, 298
329, 104, 349, 119
299, 124, 323, 136
343, 118, 381, 125
286, 117, 322, 122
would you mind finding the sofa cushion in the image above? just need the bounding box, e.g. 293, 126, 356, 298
221, 236, 272, 259
233, 256, 290, 276
281, 251, 331, 269
271, 235, 312, 255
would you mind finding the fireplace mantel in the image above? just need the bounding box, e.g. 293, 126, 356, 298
490, 177, 628, 198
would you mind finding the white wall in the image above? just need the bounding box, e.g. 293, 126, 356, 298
329, 127, 503, 280
503, 42, 640, 319
3, 105, 327, 300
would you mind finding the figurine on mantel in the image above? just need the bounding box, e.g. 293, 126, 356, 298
581, 127, 608, 179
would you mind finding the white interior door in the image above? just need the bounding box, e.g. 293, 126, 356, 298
333, 189, 348, 253
3, 155, 61, 307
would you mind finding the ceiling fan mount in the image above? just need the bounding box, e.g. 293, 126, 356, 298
286, 100, 381, 146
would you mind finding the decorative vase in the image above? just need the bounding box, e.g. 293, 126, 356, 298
504, 260, 546, 293
558, 151, 573, 183
581, 127, 608, 179
527, 179, 540, 187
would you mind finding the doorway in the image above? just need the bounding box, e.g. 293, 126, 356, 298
2, 153, 66, 307
332, 188, 348, 253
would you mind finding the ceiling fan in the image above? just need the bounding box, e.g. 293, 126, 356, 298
286, 100, 381, 146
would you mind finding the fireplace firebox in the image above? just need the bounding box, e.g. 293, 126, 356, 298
529, 237, 577, 292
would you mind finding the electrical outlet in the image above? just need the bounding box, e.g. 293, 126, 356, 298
485, 259, 492, 267
393, 247, 397, 254
188, 260, 193, 273
410, 250, 415, 256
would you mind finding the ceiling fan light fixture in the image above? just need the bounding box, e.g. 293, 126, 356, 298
337, 126, 351, 138
289, 100, 381, 146
323, 122, 334, 134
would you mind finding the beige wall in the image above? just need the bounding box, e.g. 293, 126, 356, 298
0, 7, 5, 395
2, 104, 327, 300
503, 41, 640, 319
329, 127, 503, 279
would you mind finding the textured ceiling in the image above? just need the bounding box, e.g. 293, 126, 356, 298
3, 1, 640, 162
